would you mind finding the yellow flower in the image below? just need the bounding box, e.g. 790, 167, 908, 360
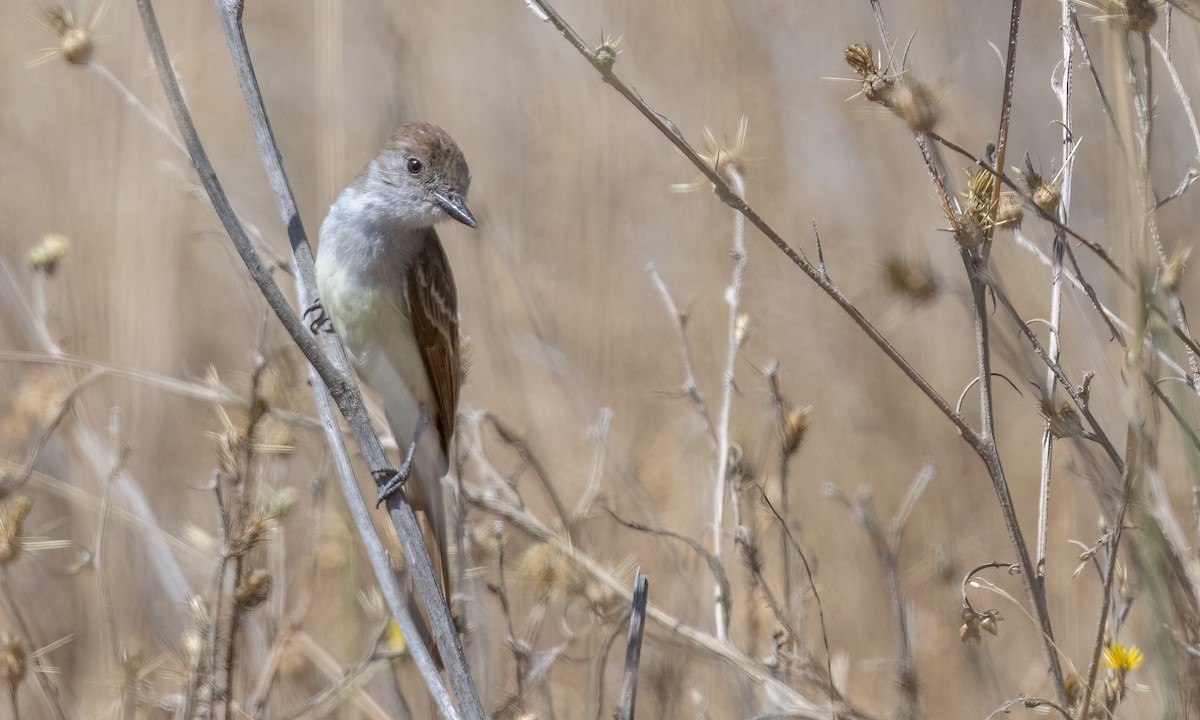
1103, 642, 1144, 673
384, 618, 406, 654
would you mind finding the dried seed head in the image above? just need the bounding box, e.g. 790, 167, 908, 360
27, 233, 71, 275
780, 405, 813, 458
0, 496, 34, 565
844, 43, 938, 132
0, 634, 27, 688
235, 568, 272, 609
1162, 244, 1191, 293
1124, 0, 1158, 32
995, 193, 1024, 230
959, 607, 981, 645
234, 507, 272, 555
2, 369, 67, 447
39, 7, 95, 66
469, 519, 504, 566
886, 78, 940, 133
672, 116, 750, 193
517, 542, 580, 600
844, 43, 878, 79
954, 168, 996, 249
267, 486, 296, 520
882, 257, 938, 303
1033, 184, 1061, 214
1021, 154, 1061, 214
180, 631, 203, 665
593, 31, 622, 70
734, 313, 752, 348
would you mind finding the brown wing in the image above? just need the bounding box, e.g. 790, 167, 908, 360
405, 228, 461, 449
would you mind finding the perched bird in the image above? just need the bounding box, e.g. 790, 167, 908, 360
315, 122, 475, 601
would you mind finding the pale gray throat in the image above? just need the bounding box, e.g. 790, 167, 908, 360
326, 185, 429, 287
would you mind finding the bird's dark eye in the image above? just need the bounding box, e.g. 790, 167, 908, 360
406, 157, 423, 174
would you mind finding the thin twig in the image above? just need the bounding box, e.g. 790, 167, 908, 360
711, 167, 748, 641
646, 263, 718, 446
1075, 430, 1138, 720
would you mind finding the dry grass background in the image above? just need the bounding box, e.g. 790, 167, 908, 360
2, 0, 1200, 718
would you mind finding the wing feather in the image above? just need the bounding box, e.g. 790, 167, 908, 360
405, 228, 461, 450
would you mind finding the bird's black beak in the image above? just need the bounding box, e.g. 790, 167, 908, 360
433, 192, 477, 228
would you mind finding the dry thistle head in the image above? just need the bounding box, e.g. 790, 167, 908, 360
1123, 0, 1158, 31
672, 116, 750, 193
517, 542, 581, 601
780, 405, 813, 458
1020, 154, 1062, 214
593, 30, 622, 70
995, 193, 1024, 230
0, 496, 34, 566
34, 6, 98, 66
2, 369, 66, 447
0, 634, 27, 689
882, 257, 938, 303
844, 43, 878, 80
843, 42, 939, 132
469, 519, 504, 566
954, 167, 996, 249
234, 568, 272, 609
233, 506, 272, 555
27, 233, 71, 275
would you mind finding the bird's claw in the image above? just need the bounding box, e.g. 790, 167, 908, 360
374, 463, 411, 508
303, 300, 332, 334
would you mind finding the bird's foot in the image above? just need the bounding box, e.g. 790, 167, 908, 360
303, 300, 332, 334
374, 463, 411, 507
374, 437, 419, 507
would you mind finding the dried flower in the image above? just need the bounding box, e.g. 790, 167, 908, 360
673, 116, 750, 193
882, 257, 938, 303
594, 31, 622, 70
995, 193, 1024, 231
1162, 244, 1191, 293
959, 605, 1002, 644
0, 634, 27, 689
780, 405, 813, 458
518, 542, 581, 600
27, 233, 71, 275
0, 496, 34, 565
844, 42, 939, 133
1021, 154, 1062, 215
234, 568, 272, 609
31, 5, 105, 67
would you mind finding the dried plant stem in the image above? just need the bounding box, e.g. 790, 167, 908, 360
521, 0, 1072, 699
1075, 431, 1138, 720
712, 168, 747, 641
1009, 229, 1190, 379
1037, 0, 1078, 582
963, 249, 1067, 700
646, 264, 717, 445
985, 0, 1023, 249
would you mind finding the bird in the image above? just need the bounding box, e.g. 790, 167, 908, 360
315, 122, 475, 604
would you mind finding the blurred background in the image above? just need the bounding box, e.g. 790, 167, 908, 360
2, 0, 1200, 718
